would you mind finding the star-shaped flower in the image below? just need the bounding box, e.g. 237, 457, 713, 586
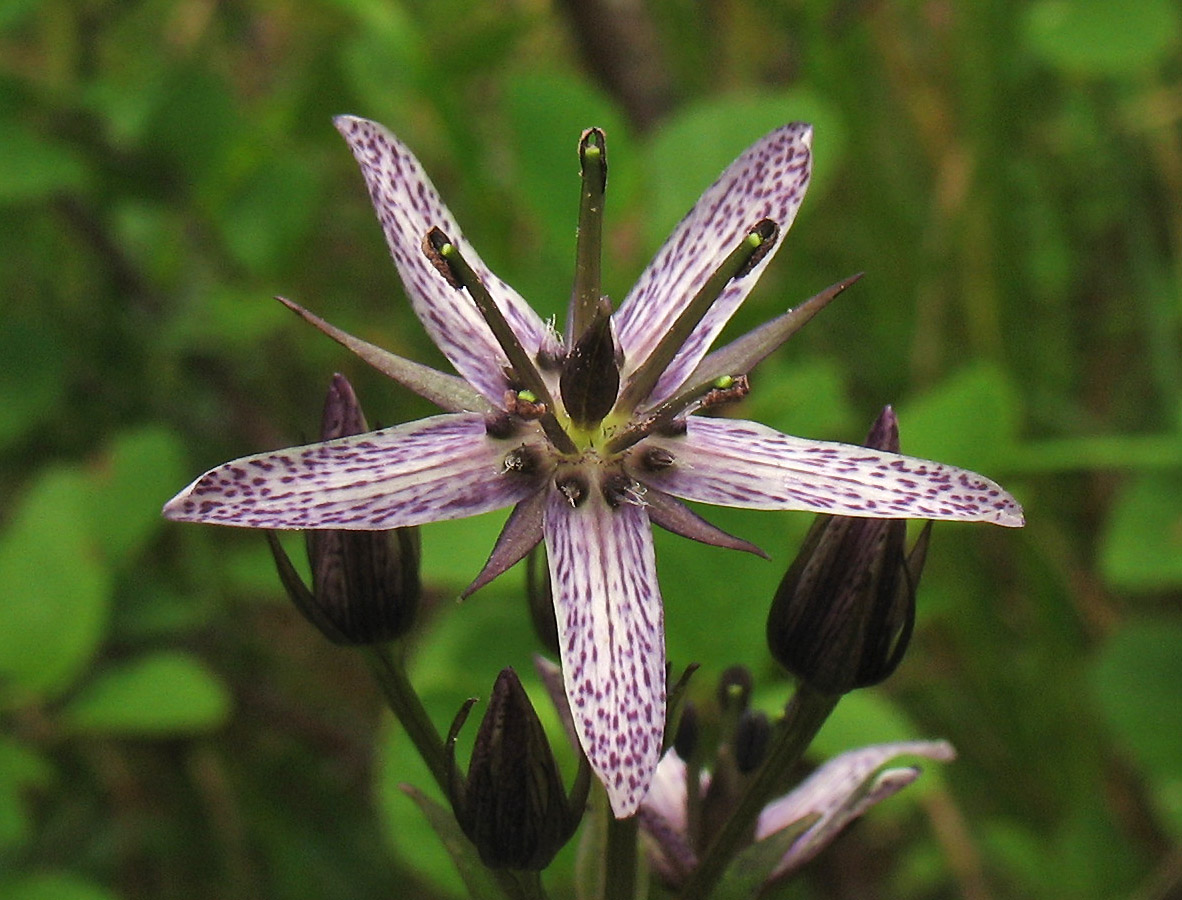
164, 116, 1023, 817
639, 740, 957, 885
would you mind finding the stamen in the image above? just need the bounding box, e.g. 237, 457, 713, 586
425, 228, 578, 455
615, 218, 780, 412
569, 128, 607, 341
601, 471, 642, 508
605, 375, 747, 455
556, 473, 589, 508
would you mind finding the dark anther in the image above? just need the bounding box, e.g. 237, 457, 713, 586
640, 447, 676, 471
504, 445, 540, 476
654, 418, 688, 438
484, 412, 519, 439
734, 219, 780, 280
423, 227, 461, 288
556, 473, 589, 508
536, 346, 566, 372
600, 471, 637, 508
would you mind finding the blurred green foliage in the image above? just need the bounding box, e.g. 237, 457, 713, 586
1, 0, 1180, 898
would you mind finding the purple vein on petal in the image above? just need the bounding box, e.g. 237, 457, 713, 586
162, 413, 545, 530
334, 116, 552, 405
543, 482, 665, 818
644, 417, 1025, 526
612, 124, 813, 405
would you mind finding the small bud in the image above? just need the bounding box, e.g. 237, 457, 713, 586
448, 668, 583, 870
716, 665, 754, 713
268, 375, 421, 645
673, 701, 700, 761
733, 711, 771, 774
767, 407, 928, 694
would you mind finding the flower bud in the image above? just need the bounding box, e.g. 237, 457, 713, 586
767, 407, 929, 694
447, 668, 584, 870
268, 374, 421, 645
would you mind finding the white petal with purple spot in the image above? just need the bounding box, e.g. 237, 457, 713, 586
543, 483, 665, 818
757, 739, 955, 877
163, 413, 544, 530
612, 124, 813, 405
643, 417, 1024, 526
335, 116, 551, 405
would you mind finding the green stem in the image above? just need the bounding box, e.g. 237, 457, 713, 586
677, 685, 838, 900
604, 812, 639, 900
365, 645, 450, 793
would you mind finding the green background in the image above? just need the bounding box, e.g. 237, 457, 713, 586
1, 0, 1180, 897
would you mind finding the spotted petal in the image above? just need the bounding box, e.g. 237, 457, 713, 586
612, 124, 813, 405
163, 413, 544, 530
543, 483, 664, 818
643, 417, 1024, 526
757, 740, 955, 878
637, 749, 697, 883
335, 116, 553, 405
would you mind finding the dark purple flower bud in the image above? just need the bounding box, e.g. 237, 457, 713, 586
716, 665, 754, 713
673, 701, 700, 761
767, 407, 929, 694
733, 710, 771, 774
268, 375, 420, 645
447, 668, 585, 870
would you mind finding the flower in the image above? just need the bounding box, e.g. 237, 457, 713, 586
163, 116, 1023, 817
638, 740, 956, 886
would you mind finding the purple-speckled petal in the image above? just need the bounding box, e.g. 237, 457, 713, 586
335, 116, 552, 405
637, 750, 698, 883
612, 125, 813, 405
643, 418, 1024, 526
163, 413, 547, 530
757, 740, 955, 878
543, 482, 665, 818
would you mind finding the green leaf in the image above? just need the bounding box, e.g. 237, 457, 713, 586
0, 121, 92, 204
644, 90, 846, 249
896, 364, 1022, 474
61, 651, 232, 737
0, 317, 68, 450
0, 873, 119, 900
86, 427, 189, 563
1099, 473, 1182, 590
1024, 0, 1181, 76
219, 155, 322, 278
401, 785, 503, 900
0, 738, 54, 850
0, 467, 110, 700
1090, 619, 1182, 835
713, 813, 818, 900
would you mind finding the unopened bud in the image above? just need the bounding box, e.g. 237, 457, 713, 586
447, 668, 584, 870
733, 710, 771, 774
268, 374, 421, 645
767, 407, 929, 694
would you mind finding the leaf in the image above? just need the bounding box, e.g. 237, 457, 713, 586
1090, 619, 1182, 836
0, 738, 54, 850
712, 813, 819, 900
0, 873, 119, 900
0, 317, 68, 450
401, 785, 503, 900
0, 467, 110, 700
61, 652, 231, 737
0, 120, 92, 204
1024, 0, 1180, 76
896, 364, 1022, 474
86, 427, 189, 563
644, 90, 846, 249
1099, 474, 1182, 590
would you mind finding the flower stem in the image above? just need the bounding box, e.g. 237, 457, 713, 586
604, 812, 639, 900
677, 685, 839, 900
365, 645, 450, 793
